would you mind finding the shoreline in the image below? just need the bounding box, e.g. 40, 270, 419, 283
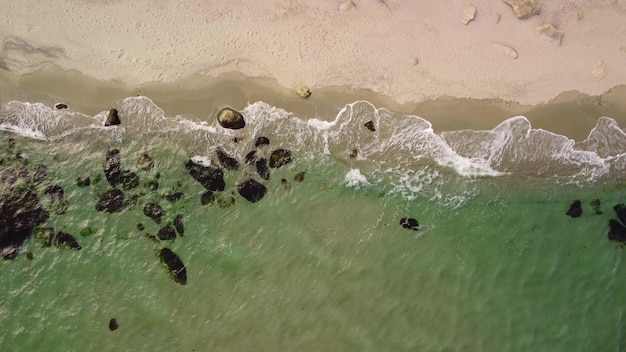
2, 68, 626, 141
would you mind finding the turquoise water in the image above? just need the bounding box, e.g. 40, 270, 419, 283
1, 97, 625, 351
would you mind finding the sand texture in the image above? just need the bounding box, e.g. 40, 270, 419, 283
0, 0, 625, 105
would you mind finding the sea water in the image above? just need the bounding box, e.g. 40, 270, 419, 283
0, 97, 625, 351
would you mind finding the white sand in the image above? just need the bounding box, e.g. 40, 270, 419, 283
0, 0, 625, 105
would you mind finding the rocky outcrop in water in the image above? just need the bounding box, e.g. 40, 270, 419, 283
400, 217, 420, 231
216, 148, 239, 171
608, 204, 626, 244
54, 231, 81, 250
217, 108, 245, 129
157, 225, 176, 241
237, 179, 267, 203
159, 247, 187, 285
33, 165, 48, 183
165, 192, 184, 203
77, 176, 91, 187
364, 121, 376, 132
143, 202, 164, 224
0, 188, 45, 259
104, 149, 122, 187
256, 158, 270, 180
185, 159, 225, 191
255, 136, 270, 147
174, 214, 184, 236
269, 149, 292, 168
108, 318, 119, 331
137, 153, 154, 171
120, 170, 139, 190
95, 189, 125, 213
105, 108, 121, 126
566, 200, 582, 218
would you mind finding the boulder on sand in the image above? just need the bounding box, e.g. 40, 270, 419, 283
217, 108, 245, 129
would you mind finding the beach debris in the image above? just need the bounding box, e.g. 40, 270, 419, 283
174, 214, 184, 236
269, 149, 293, 168
137, 153, 154, 171
461, 5, 477, 25
256, 158, 270, 180
294, 82, 312, 98
536, 23, 564, 46
95, 189, 125, 213
109, 318, 119, 331
54, 102, 68, 110
159, 247, 187, 285
502, 0, 540, 19
492, 43, 518, 59
105, 108, 121, 126
592, 61, 607, 80
217, 107, 246, 129
255, 136, 270, 147
185, 159, 226, 191
216, 148, 239, 171
76, 176, 91, 187
157, 225, 176, 241
338, 0, 355, 11
54, 231, 81, 250
237, 178, 267, 203
143, 202, 164, 224
0, 188, 45, 259
364, 120, 376, 132
400, 217, 420, 231
412, 57, 419, 65
566, 200, 582, 217
104, 149, 122, 187
590, 199, 602, 215
572, 10, 583, 21
294, 171, 306, 182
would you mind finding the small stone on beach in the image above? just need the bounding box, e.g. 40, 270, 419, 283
294, 82, 311, 98
461, 5, 476, 25
54, 103, 68, 110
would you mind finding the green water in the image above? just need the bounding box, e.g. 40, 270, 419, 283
1, 129, 625, 352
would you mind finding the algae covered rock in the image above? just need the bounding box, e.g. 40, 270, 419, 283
185, 159, 225, 192
217, 108, 246, 129
159, 247, 187, 285
95, 189, 125, 213
269, 149, 293, 168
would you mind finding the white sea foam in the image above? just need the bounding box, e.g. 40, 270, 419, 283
344, 168, 370, 188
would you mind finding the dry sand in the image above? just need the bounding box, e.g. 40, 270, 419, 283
1, 0, 626, 140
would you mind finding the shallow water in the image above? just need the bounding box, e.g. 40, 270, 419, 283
0, 97, 625, 351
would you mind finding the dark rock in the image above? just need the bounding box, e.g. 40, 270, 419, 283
137, 223, 145, 231
26, 251, 34, 260
294, 171, 306, 182
77, 176, 91, 187
566, 200, 582, 218
237, 179, 267, 203
233, 137, 242, 143
608, 219, 626, 244
364, 121, 376, 132
44, 184, 64, 201
245, 150, 257, 164
165, 192, 184, 203
255, 136, 270, 147
33, 165, 48, 183
256, 158, 270, 180
269, 149, 292, 168
590, 199, 602, 215
33, 227, 55, 247
17, 167, 30, 182
105, 108, 121, 126
217, 107, 245, 129
120, 170, 139, 190
185, 159, 225, 192
349, 149, 358, 158
157, 226, 176, 241
400, 217, 420, 231
108, 318, 119, 331
614, 204, 626, 225
123, 194, 139, 209
95, 189, 125, 213
54, 231, 81, 250
173, 214, 184, 236
137, 153, 154, 171
1, 168, 17, 184
147, 180, 159, 191
104, 149, 122, 187
217, 195, 235, 208
143, 202, 164, 224
281, 178, 291, 191
200, 191, 215, 205
216, 148, 239, 171
54, 103, 68, 110
159, 247, 187, 285
0, 189, 44, 259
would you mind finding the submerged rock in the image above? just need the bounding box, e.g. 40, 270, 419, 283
614, 204, 626, 226
105, 108, 121, 126
502, 0, 540, 19
200, 191, 215, 205
33, 227, 55, 247
165, 192, 184, 203
217, 108, 245, 129
44, 184, 64, 202
364, 121, 376, 132
185, 159, 225, 192
216, 148, 239, 171
245, 150, 257, 164
217, 195, 235, 208
0, 189, 45, 259
143, 203, 164, 224
566, 200, 582, 218
157, 225, 176, 241
1, 168, 17, 184
159, 247, 187, 285
33, 165, 48, 183
174, 214, 184, 237
255, 136, 270, 147
400, 217, 420, 231
237, 179, 267, 203
120, 170, 140, 190
54, 231, 81, 250
269, 149, 293, 168
108, 318, 119, 331
137, 153, 154, 171
104, 149, 122, 187
77, 176, 91, 187
608, 219, 626, 244
294, 171, 306, 182
256, 158, 270, 180
590, 199, 602, 215
95, 189, 125, 213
